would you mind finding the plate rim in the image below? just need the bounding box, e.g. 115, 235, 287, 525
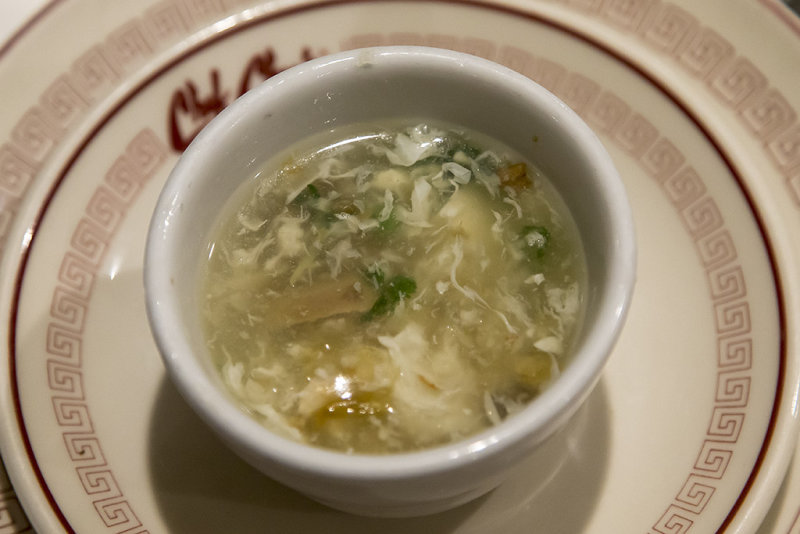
0, 0, 798, 533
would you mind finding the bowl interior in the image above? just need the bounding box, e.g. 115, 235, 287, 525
146, 47, 634, 476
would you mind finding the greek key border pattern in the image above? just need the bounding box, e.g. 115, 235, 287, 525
0, 464, 31, 534
1, 0, 789, 532
43, 128, 167, 533
0, 0, 251, 529
2, 0, 797, 263
539, 0, 800, 208
543, 0, 797, 528
341, 31, 754, 534
0, 0, 252, 253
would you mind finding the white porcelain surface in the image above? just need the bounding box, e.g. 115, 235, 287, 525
0, 0, 798, 533
144, 45, 634, 517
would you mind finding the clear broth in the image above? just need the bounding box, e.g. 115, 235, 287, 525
201, 121, 587, 453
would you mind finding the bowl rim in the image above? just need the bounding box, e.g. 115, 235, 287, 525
145, 45, 636, 481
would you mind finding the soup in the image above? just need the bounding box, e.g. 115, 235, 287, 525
201, 121, 586, 453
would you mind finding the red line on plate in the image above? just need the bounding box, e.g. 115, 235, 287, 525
0, 0, 67, 59
758, 0, 800, 35
8, 197, 75, 532
415, 0, 789, 529
2, 0, 791, 533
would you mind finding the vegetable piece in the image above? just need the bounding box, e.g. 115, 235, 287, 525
319, 392, 392, 419
497, 162, 530, 190
364, 265, 385, 287
514, 352, 555, 388
363, 274, 417, 321
372, 191, 400, 235
442, 162, 471, 184
264, 272, 377, 327
410, 155, 446, 168
377, 210, 400, 234
448, 141, 481, 160
291, 183, 321, 205
520, 224, 551, 261
289, 182, 341, 228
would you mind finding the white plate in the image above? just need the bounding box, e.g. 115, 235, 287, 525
0, 1, 799, 532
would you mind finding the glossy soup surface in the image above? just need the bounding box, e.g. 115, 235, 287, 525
201, 121, 587, 453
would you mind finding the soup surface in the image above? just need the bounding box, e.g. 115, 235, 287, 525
201, 121, 586, 453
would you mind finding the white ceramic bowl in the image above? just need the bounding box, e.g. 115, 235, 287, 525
144, 46, 635, 517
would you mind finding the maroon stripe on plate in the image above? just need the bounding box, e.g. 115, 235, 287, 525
0, 0, 67, 59
758, 0, 800, 35
3, 1, 791, 533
